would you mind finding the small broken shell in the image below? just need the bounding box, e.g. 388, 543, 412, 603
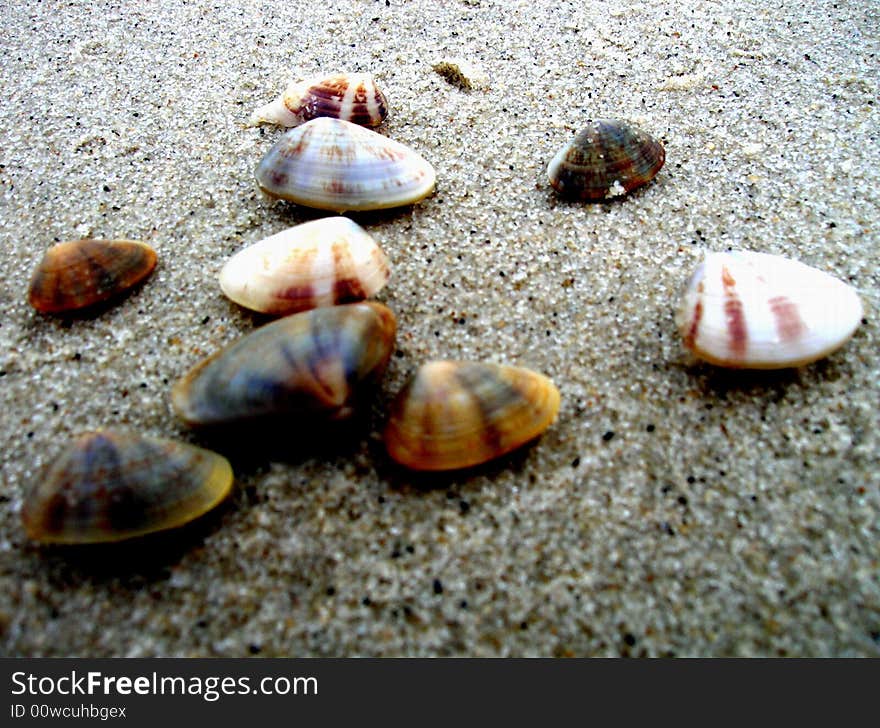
248, 72, 389, 128
27, 239, 157, 314
255, 117, 436, 212
172, 302, 397, 426
432, 58, 490, 91
21, 430, 233, 544
384, 361, 561, 471
547, 119, 665, 201
677, 250, 864, 369
219, 217, 390, 315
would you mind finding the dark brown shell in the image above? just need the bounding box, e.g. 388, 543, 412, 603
27, 239, 157, 314
547, 119, 665, 201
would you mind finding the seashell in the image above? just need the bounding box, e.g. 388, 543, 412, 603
384, 361, 561, 471
248, 72, 389, 128
677, 250, 864, 369
219, 217, 390, 315
172, 302, 397, 426
547, 119, 665, 201
432, 58, 490, 91
21, 429, 233, 544
27, 239, 157, 314
255, 117, 436, 212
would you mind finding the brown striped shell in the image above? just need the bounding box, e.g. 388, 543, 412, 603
384, 361, 561, 471
219, 217, 390, 315
21, 430, 233, 544
27, 239, 157, 314
547, 119, 665, 201
677, 250, 864, 369
172, 302, 397, 426
249, 72, 389, 128
255, 117, 436, 212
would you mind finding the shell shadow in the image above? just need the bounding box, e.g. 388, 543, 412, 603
184, 415, 371, 476
543, 178, 663, 210
686, 362, 804, 400
25, 280, 154, 325
22, 498, 234, 587
684, 348, 854, 400
261, 198, 435, 231
370, 434, 541, 492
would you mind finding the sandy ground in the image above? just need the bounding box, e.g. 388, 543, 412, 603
1, 0, 878, 657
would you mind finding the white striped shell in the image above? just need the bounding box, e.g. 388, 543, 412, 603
248, 72, 388, 128
219, 217, 390, 315
677, 250, 864, 369
255, 117, 436, 212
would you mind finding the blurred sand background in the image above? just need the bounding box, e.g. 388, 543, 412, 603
1, 0, 878, 656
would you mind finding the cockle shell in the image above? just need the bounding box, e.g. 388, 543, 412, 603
219, 217, 390, 315
255, 117, 436, 212
384, 361, 561, 471
21, 430, 233, 544
677, 250, 864, 369
27, 239, 157, 314
248, 72, 389, 128
547, 119, 665, 201
172, 302, 397, 426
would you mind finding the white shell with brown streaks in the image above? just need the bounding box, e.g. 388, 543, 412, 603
255, 117, 436, 212
219, 217, 390, 315
677, 250, 863, 369
248, 72, 388, 128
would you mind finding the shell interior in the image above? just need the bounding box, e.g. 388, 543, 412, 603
219, 216, 390, 315
677, 250, 864, 368
21, 430, 233, 544
249, 72, 389, 128
547, 119, 665, 201
172, 302, 397, 426
384, 361, 561, 471
255, 117, 436, 212
27, 239, 157, 314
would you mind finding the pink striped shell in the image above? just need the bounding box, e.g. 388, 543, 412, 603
677, 250, 863, 369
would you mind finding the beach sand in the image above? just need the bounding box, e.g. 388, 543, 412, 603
1, 0, 878, 656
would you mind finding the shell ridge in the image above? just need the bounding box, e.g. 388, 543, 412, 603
453, 365, 503, 458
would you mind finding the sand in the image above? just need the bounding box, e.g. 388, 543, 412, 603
1, 0, 878, 656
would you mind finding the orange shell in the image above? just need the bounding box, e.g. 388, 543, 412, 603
27, 239, 157, 314
384, 361, 561, 471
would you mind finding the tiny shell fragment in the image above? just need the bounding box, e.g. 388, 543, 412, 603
677, 250, 864, 369
21, 430, 233, 544
432, 59, 489, 90
384, 361, 561, 471
219, 217, 390, 315
27, 239, 157, 314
